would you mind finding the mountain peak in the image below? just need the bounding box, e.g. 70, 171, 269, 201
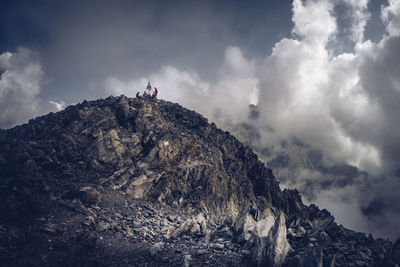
0, 95, 398, 266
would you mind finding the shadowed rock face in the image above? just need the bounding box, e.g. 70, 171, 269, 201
0, 96, 398, 266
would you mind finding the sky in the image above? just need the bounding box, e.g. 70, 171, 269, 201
1, 0, 400, 239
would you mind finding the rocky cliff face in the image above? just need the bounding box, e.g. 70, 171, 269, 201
0, 96, 398, 266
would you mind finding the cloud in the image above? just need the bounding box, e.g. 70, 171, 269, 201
292, 0, 336, 44
103, 46, 258, 124
349, 38, 400, 171
253, 0, 383, 173
0, 0, 292, 103
340, 0, 370, 44
0, 47, 64, 129
104, 66, 211, 115
208, 47, 259, 123
381, 0, 400, 36
49, 100, 66, 111
312, 183, 370, 232
0, 47, 43, 128
253, 0, 400, 239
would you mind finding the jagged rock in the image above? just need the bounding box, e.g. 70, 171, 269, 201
165, 225, 175, 239
169, 218, 201, 238
250, 213, 291, 266
217, 226, 234, 240
266, 213, 291, 266
288, 225, 306, 238
240, 210, 276, 243
204, 229, 213, 244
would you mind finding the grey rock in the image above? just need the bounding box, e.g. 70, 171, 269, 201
150, 242, 165, 256
197, 249, 207, 255
266, 213, 291, 266
224, 241, 234, 249
323, 254, 335, 267
297, 247, 323, 267
79, 187, 101, 204
241, 249, 251, 257
217, 226, 234, 240
43, 223, 58, 234
210, 243, 225, 250
359, 251, 371, 261
183, 254, 192, 267
354, 260, 367, 266
96, 221, 111, 232
205, 229, 213, 244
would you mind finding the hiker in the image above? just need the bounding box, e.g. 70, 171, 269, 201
151, 88, 158, 99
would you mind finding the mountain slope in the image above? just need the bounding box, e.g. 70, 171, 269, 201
0, 96, 398, 266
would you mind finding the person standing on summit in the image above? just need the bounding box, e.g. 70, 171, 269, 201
152, 88, 158, 99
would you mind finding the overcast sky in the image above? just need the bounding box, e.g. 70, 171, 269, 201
1, 0, 400, 239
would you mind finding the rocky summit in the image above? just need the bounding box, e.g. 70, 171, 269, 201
0, 96, 399, 266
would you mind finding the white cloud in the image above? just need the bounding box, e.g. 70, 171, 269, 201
341, 0, 370, 44
254, 0, 383, 172
0, 47, 65, 129
49, 100, 66, 111
0, 47, 43, 128
381, 0, 400, 36
210, 47, 259, 123
104, 66, 211, 117
103, 46, 258, 124
257, 0, 400, 238
292, 0, 336, 45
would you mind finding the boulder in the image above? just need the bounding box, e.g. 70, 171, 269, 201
79, 187, 101, 204
96, 221, 111, 232
150, 242, 165, 256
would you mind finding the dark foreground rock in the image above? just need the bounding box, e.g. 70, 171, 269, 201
0, 96, 398, 266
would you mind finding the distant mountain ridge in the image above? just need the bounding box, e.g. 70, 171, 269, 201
224, 120, 368, 202
0, 96, 399, 266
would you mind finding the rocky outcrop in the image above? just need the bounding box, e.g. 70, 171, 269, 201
0, 95, 398, 266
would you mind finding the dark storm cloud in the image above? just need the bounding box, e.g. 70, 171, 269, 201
0, 0, 292, 103
359, 36, 400, 166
